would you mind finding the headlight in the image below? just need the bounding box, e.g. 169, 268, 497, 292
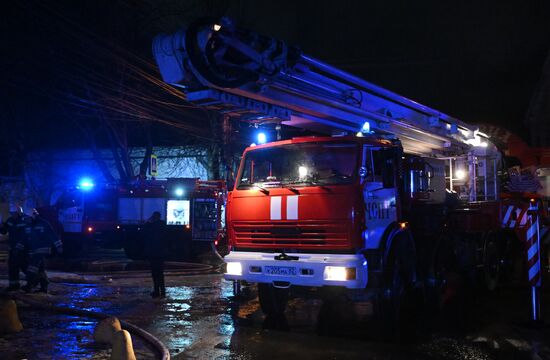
324, 266, 356, 281
226, 262, 242, 276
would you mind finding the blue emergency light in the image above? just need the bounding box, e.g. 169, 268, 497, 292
257, 132, 267, 144
361, 121, 371, 133
174, 188, 184, 197
79, 178, 95, 190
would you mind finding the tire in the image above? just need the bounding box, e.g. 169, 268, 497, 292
433, 233, 478, 333
380, 231, 421, 341
500, 232, 523, 286
432, 232, 462, 304
483, 233, 501, 291
257, 283, 289, 315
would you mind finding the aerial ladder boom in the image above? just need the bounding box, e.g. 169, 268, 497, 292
152, 19, 547, 314
153, 17, 490, 155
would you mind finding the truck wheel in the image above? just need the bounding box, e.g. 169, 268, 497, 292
257, 283, 289, 315
428, 233, 454, 308
380, 231, 420, 341
501, 232, 523, 286
483, 233, 501, 291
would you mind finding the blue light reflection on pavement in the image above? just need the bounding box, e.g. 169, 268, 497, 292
50, 316, 98, 359
143, 278, 237, 356
41, 283, 124, 359
219, 279, 236, 337
56, 283, 125, 316
8, 275, 239, 358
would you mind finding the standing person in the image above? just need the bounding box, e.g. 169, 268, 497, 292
22, 209, 63, 293
1, 205, 30, 291
144, 211, 167, 298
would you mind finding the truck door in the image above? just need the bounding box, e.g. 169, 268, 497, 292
56, 191, 84, 233
362, 146, 398, 249
191, 198, 218, 241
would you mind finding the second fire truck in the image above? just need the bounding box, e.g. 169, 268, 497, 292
40, 178, 226, 259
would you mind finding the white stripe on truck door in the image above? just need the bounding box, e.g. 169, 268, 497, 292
270, 196, 282, 220
287, 195, 298, 220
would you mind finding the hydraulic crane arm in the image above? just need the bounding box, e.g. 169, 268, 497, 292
153, 17, 485, 155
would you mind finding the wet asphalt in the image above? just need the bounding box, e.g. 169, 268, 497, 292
0, 245, 548, 359
1, 272, 548, 360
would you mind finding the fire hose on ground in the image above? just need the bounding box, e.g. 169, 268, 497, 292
12, 293, 171, 360
79, 261, 218, 279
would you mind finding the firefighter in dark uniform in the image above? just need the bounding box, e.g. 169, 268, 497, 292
144, 211, 167, 298
21, 209, 63, 293
0, 205, 30, 291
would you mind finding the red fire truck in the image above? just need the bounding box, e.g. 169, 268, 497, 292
153, 18, 548, 332
40, 178, 226, 259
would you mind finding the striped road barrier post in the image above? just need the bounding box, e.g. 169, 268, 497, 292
527, 201, 542, 323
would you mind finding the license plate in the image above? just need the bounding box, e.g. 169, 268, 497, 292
264, 266, 297, 276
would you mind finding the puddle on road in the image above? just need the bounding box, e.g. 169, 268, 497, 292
147, 278, 237, 356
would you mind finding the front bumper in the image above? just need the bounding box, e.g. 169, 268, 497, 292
224, 251, 368, 289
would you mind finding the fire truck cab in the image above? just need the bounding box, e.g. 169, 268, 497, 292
225, 135, 398, 289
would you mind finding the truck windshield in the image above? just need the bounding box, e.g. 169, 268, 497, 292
238, 141, 358, 188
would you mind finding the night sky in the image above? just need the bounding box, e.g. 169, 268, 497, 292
2, 0, 550, 169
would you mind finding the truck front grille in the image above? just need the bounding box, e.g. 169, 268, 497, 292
232, 220, 349, 248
